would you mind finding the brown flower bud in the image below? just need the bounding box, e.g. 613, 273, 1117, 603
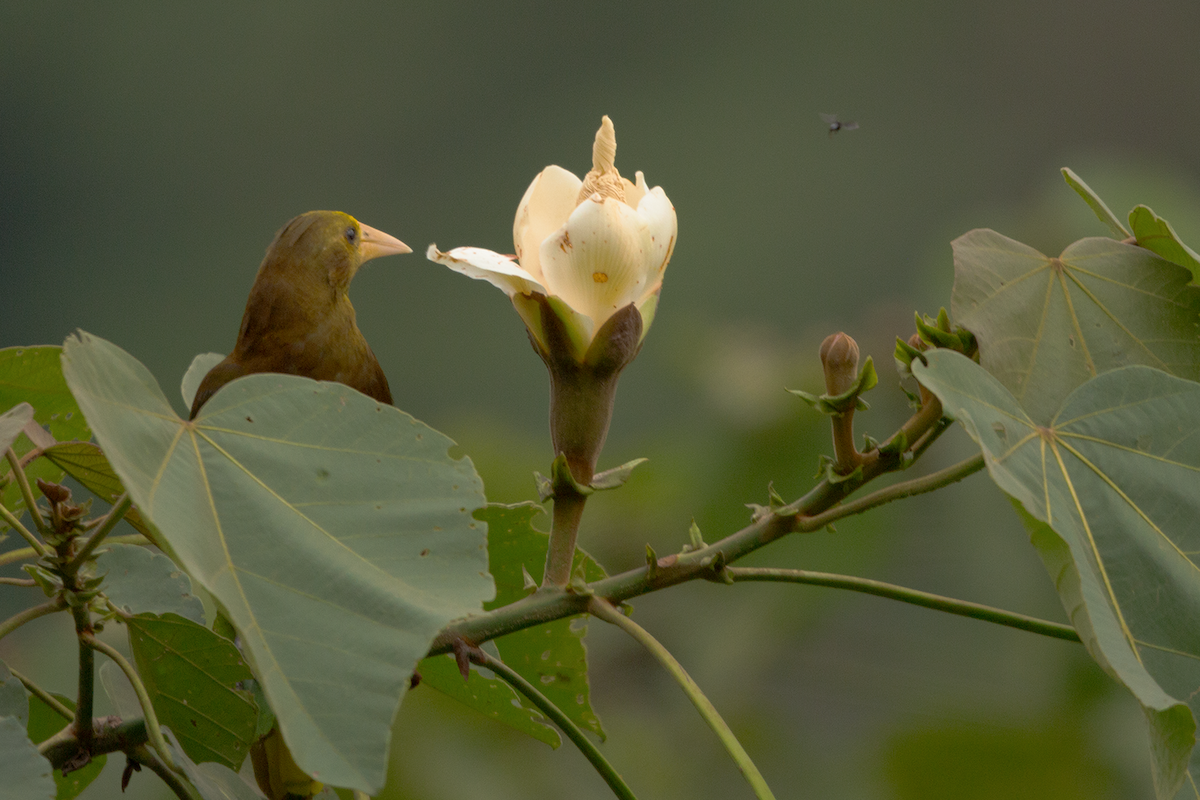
820, 332, 860, 396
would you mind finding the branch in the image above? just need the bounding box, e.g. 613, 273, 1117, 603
469, 647, 638, 800
0, 596, 68, 642
589, 597, 776, 800
83, 633, 177, 772
8, 666, 74, 720
723, 568, 1080, 642
6, 446, 51, 541
0, 534, 152, 569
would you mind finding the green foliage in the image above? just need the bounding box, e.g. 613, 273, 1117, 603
416, 652, 561, 747
59, 331, 492, 793
0, 346, 90, 527
482, 503, 608, 740
951, 230, 1200, 424
914, 351, 1200, 798
0, 167, 1197, 800
26, 695, 105, 800
0, 716, 54, 800
95, 543, 205, 623
125, 612, 257, 770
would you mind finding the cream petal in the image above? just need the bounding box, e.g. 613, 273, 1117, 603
539, 196, 650, 330
622, 172, 646, 210
635, 185, 677, 298
513, 165, 582, 284
426, 245, 546, 297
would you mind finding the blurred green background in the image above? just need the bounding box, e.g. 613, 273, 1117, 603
4, 1, 1200, 797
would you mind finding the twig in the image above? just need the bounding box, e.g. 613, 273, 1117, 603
0, 596, 68, 642
723, 568, 1080, 642
83, 633, 177, 772
589, 597, 777, 800
470, 646, 638, 800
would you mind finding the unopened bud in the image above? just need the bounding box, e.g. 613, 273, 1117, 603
820, 332, 860, 396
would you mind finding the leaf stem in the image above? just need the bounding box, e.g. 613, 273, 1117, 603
129, 745, 196, 800
0, 534, 151, 569
793, 454, 985, 530
588, 597, 777, 800
723, 568, 1080, 642
83, 633, 178, 772
0, 596, 68, 642
470, 647, 638, 800
6, 446, 52, 539
66, 492, 132, 575
8, 665, 74, 720
0, 498, 49, 558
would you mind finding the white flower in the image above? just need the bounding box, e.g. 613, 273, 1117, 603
428, 116, 676, 360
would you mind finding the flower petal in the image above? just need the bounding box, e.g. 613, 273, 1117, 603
426, 245, 546, 297
539, 195, 650, 330
513, 166, 582, 284
635, 180, 677, 297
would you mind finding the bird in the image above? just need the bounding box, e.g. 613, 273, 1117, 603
189, 210, 410, 419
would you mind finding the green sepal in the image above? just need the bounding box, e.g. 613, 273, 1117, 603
533, 471, 553, 502
681, 519, 707, 553
645, 544, 659, 578
1061, 167, 1130, 238
546, 453, 594, 498
789, 356, 877, 415
815, 454, 864, 485
877, 430, 909, 457
894, 336, 927, 377
590, 458, 649, 491
915, 312, 961, 349
22, 564, 60, 596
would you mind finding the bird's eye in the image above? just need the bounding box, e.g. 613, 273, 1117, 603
345, 226, 357, 243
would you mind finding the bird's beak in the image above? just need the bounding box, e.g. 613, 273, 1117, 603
358, 223, 412, 261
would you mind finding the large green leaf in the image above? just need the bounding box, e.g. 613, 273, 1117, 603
0, 346, 91, 527
97, 543, 205, 623
0, 716, 54, 800
483, 503, 606, 740
126, 613, 256, 770
913, 349, 1200, 799
60, 331, 492, 793
951, 230, 1200, 424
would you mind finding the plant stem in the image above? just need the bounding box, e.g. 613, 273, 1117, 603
0, 499, 49, 558
6, 446, 51, 538
793, 454, 985, 530
0, 534, 151, 569
471, 647, 639, 800
588, 597, 777, 800
724, 568, 1080, 642
72, 605, 96, 753
83, 633, 178, 772
129, 745, 196, 800
0, 596, 68, 642
545, 489, 587, 588
66, 492, 132, 574
9, 666, 74, 720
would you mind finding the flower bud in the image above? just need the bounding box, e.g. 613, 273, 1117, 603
820, 332, 860, 397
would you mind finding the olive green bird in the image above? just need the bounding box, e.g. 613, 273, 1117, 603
189, 210, 410, 419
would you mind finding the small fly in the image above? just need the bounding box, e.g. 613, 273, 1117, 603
820, 113, 859, 137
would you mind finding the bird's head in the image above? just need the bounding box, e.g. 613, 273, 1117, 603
267, 210, 411, 293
